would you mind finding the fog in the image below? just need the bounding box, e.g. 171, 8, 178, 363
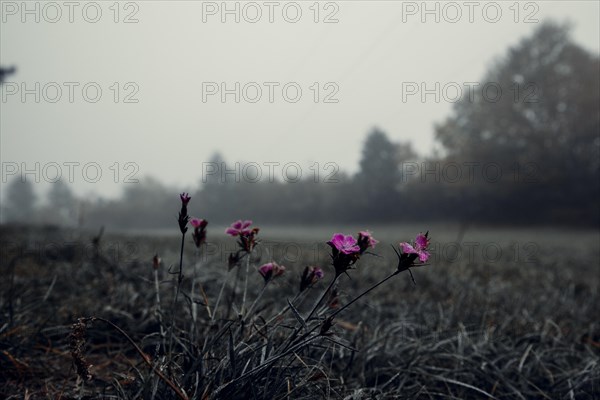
1, 1, 599, 228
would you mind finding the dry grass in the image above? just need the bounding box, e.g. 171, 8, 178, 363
1, 224, 598, 399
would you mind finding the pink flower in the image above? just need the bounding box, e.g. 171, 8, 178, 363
400, 233, 430, 263
300, 266, 324, 292
328, 233, 361, 255
191, 218, 208, 248
327, 233, 362, 275
258, 262, 285, 282
226, 220, 260, 253
177, 193, 191, 234
190, 218, 207, 229
358, 231, 379, 252
226, 220, 253, 236
179, 193, 191, 205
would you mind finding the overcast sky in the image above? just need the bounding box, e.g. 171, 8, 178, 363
1, 1, 599, 201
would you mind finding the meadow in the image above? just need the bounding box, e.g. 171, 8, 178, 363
1, 221, 598, 399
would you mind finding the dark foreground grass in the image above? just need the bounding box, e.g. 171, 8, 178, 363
1, 224, 598, 399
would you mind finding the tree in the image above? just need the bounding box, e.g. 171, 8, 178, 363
0, 66, 16, 84
197, 152, 238, 222
434, 21, 600, 224
47, 181, 77, 226
2, 177, 37, 223
355, 127, 402, 220
395, 141, 418, 188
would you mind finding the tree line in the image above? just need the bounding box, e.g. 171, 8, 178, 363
2, 22, 598, 228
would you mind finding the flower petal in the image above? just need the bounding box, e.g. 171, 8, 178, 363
225, 227, 239, 236
415, 234, 429, 250
259, 263, 273, 274
232, 220, 243, 230
274, 264, 285, 276
329, 233, 346, 250
342, 235, 357, 247
242, 220, 253, 229
190, 218, 202, 228
400, 242, 416, 254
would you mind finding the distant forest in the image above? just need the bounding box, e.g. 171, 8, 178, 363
2, 22, 599, 228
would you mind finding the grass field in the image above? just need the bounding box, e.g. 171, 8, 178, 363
1, 223, 599, 399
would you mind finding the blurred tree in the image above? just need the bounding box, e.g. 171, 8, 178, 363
355, 128, 402, 220
434, 21, 600, 224
203, 151, 227, 186
198, 152, 237, 222
47, 181, 77, 226
2, 177, 37, 223
395, 141, 418, 188
85, 177, 174, 229
0, 66, 16, 84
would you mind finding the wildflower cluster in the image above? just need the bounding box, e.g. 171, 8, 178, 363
226, 220, 260, 268
70, 193, 432, 400
327, 230, 378, 276
226, 219, 260, 252
394, 232, 430, 272
258, 262, 286, 283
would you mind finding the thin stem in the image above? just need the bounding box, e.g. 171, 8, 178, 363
168, 232, 186, 360
234, 280, 270, 343
330, 271, 399, 319
173, 232, 186, 308
243, 281, 269, 324
305, 273, 340, 322
276, 275, 339, 355
239, 290, 305, 347
211, 270, 230, 322
153, 269, 165, 337
191, 251, 198, 335
202, 267, 233, 354
215, 334, 322, 395
154, 270, 161, 308
240, 250, 252, 316
263, 291, 303, 327
226, 263, 242, 319
288, 270, 401, 351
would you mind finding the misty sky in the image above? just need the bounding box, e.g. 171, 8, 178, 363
1, 1, 599, 201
